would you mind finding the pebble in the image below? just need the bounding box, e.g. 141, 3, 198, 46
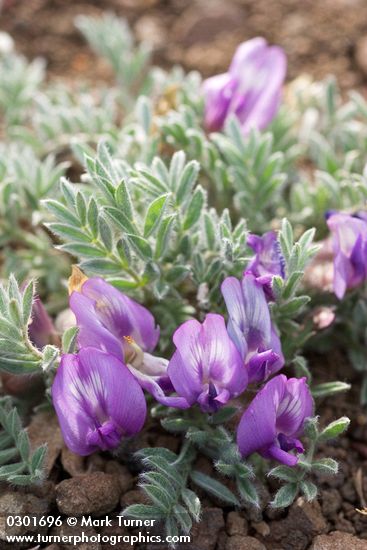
321, 489, 342, 517
56, 472, 120, 517
225, 535, 267, 550
61, 446, 85, 477
226, 511, 248, 536
290, 497, 329, 535
105, 461, 134, 494
0, 491, 49, 538
252, 520, 270, 537
341, 479, 358, 503
27, 411, 64, 475
311, 530, 367, 549
268, 498, 328, 550
191, 507, 225, 550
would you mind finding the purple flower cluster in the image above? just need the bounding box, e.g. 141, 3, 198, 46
326, 211, 367, 299
202, 37, 287, 135
52, 243, 312, 466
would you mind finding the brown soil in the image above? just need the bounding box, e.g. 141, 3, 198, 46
2, 0, 367, 89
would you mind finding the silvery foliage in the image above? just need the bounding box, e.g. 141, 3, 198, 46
0, 14, 360, 512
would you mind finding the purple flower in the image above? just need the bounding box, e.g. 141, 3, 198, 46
221, 272, 284, 384
52, 347, 146, 455
326, 212, 367, 299
28, 296, 55, 349
237, 374, 313, 466
167, 314, 248, 413
202, 37, 287, 135
69, 276, 188, 408
247, 231, 285, 280
1, 295, 55, 399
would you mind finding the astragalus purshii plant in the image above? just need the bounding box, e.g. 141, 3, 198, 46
0, 11, 363, 540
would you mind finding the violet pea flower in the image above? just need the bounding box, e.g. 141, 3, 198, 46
69, 276, 188, 408
326, 211, 367, 299
52, 347, 146, 456
202, 37, 287, 135
247, 231, 285, 300
237, 374, 313, 466
1, 294, 55, 399
167, 313, 248, 413
28, 296, 55, 349
221, 272, 284, 384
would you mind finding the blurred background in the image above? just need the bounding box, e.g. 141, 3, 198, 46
1, 0, 367, 89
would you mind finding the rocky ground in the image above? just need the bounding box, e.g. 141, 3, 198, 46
1, 360, 367, 550
2, 0, 367, 90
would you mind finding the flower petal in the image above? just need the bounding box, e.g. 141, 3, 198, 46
247, 349, 280, 384
247, 231, 285, 280
236, 46, 286, 133
327, 212, 367, 299
168, 318, 206, 403
276, 377, 313, 436
221, 276, 249, 358
237, 374, 286, 458
222, 273, 272, 356
52, 348, 146, 455
73, 277, 159, 352
70, 291, 123, 358
167, 314, 247, 411
202, 73, 235, 132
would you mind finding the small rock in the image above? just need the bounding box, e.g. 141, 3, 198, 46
191, 508, 224, 550
61, 446, 85, 477
252, 521, 270, 537
105, 461, 134, 494
225, 535, 266, 550
45, 546, 61, 550
0, 491, 49, 538
334, 516, 355, 534
28, 480, 56, 506
86, 453, 107, 473
352, 511, 367, 535
226, 511, 248, 536
288, 497, 328, 536
340, 479, 357, 503
56, 472, 120, 516
27, 411, 64, 475
217, 531, 229, 550
268, 498, 328, 550
310, 530, 367, 549
321, 489, 342, 517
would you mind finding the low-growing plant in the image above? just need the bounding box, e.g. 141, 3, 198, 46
1, 13, 366, 543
